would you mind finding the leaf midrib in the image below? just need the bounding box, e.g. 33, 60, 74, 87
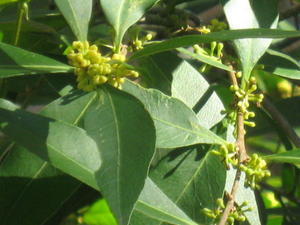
4, 162, 49, 222
153, 116, 224, 144
106, 89, 123, 220
136, 200, 198, 225
1, 91, 98, 224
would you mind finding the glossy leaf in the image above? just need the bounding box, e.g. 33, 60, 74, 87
54, 0, 92, 41
149, 149, 226, 224
129, 28, 300, 60
27, 87, 157, 225
122, 80, 227, 148
169, 54, 225, 129
100, 0, 158, 50
177, 47, 233, 72
0, 97, 84, 225
260, 49, 300, 80
133, 178, 198, 225
264, 150, 300, 165
0, 108, 101, 189
222, 0, 279, 80
0, 145, 81, 225
137, 52, 225, 129
0, 0, 18, 6
0, 42, 72, 78
83, 86, 156, 225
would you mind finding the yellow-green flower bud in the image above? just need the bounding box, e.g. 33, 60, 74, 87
216, 198, 225, 208
146, 33, 153, 41
217, 42, 224, 58
236, 71, 242, 78
112, 53, 126, 62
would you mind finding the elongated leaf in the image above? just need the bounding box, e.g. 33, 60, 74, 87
260, 49, 300, 80
129, 28, 300, 60
222, 0, 279, 80
177, 47, 233, 72
55, 0, 92, 41
264, 150, 300, 165
148, 149, 226, 225
84, 86, 156, 225
169, 54, 225, 129
122, 80, 226, 148
0, 42, 72, 78
0, 98, 84, 225
137, 52, 225, 129
3, 86, 156, 225
0, 0, 18, 6
132, 178, 198, 225
0, 145, 81, 225
100, 0, 158, 50
0, 108, 101, 189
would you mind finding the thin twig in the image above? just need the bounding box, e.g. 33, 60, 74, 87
262, 96, 300, 148
217, 69, 249, 225
280, 3, 300, 21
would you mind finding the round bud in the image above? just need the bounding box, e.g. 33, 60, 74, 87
89, 45, 98, 51
117, 77, 125, 84
146, 33, 153, 41
227, 216, 235, 224
249, 76, 256, 84
238, 215, 246, 221
112, 53, 126, 62
216, 198, 225, 208
236, 71, 242, 78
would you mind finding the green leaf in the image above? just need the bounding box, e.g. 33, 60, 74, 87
176, 47, 233, 72
148, 149, 226, 224
137, 52, 225, 129
0, 97, 86, 225
0, 0, 18, 6
169, 54, 225, 129
83, 199, 118, 225
0, 108, 101, 189
54, 0, 92, 41
0, 42, 72, 78
5, 87, 156, 225
0, 145, 81, 225
122, 80, 226, 148
100, 0, 158, 51
83, 86, 156, 225
221, 0, 279, 80
129, 28, 300, 60
263, 150, 300, 165
132, 178, 199, 225
260, 49, 300, 80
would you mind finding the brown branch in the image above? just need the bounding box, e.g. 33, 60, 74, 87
280, 3, 300, 20
262, 96, 300, 148
218, 69, 249, 225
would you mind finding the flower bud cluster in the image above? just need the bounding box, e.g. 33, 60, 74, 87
240, 154, 271, 189
192, 19, 227, 73
202, 199, 250, 224
195, 19, 227, 34
208, 19, 228, 32
230, 76, 264, 127
193, 42, 224, 73
67, 41, 139, 91
211, 143, 238, 168
129, 33, 153, 51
